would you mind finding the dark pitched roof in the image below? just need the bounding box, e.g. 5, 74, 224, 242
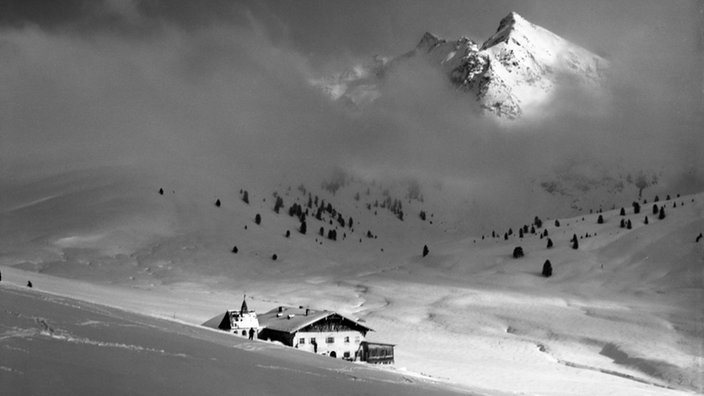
258, 306, 372, 334
202, 312, 231, 330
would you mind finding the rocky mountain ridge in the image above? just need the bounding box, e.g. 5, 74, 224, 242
312, 12, 608, 119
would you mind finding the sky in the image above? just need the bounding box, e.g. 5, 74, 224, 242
1, 0, 702, 223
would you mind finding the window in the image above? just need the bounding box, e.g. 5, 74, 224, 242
343, 352, 351, 358
310, 337, 316, 344
241, 330, 247, 336
344, 336, 350, 343
299, 338, 305, 345
326, 337, 334, 344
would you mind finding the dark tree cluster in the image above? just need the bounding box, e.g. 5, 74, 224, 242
570, 234, 579, 250
512, 246, 524, 259
533, 216, 543, 228
273, 194, 284, 214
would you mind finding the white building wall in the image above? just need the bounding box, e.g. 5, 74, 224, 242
230, 312, 260, 336
294, 330, 364, 359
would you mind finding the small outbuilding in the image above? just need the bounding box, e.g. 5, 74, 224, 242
358, 341, 395, 364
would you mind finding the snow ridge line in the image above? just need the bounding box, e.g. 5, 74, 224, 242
557, 359, 677, 391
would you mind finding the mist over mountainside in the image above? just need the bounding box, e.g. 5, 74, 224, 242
312, 12, 608, 119
1, 1, 703, 395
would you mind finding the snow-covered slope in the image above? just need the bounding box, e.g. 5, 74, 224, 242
312, 12, 608, 119
0, 285, 467, 396
1, 162, 701, 395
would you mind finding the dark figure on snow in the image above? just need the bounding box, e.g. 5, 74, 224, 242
248, 328, 255, 340
697, 233, 703, 243
27, 280, 32, 288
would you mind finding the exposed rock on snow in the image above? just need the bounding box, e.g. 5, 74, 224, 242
312, 12, 608, 119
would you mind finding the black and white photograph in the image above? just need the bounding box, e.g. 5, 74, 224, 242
1, 1, 702, 395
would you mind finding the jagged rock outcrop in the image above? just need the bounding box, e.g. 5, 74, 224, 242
311, 12, 607, 119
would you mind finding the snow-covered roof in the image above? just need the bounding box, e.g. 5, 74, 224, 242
258, 306, 372, 334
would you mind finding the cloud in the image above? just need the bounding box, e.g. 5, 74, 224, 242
1, 1, 702, 231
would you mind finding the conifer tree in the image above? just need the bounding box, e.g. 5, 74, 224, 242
597, 215, 604, 224
546, 238, 553, 248
159, 188, 164, 195
242, 190, 249, 204
644, 216, 649, 225
632, 202, 641, 214
215, 199, 221, 207
555, 219, 561, 227
512, 246, 524, 258
659, 206, 666, 220
232, 246, 238, 253
274, 196, 284, 214
299, 220, 307, 234
626, 219, 632, 229
254, 213, 261, 225
571, 238, 579, 250
422, 245, 430, 257
542, 260, 553, 277
652, 204, 659, 215
620, 207, 626, 216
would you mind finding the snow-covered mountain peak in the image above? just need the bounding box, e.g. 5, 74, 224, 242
313, 12, 608, 119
